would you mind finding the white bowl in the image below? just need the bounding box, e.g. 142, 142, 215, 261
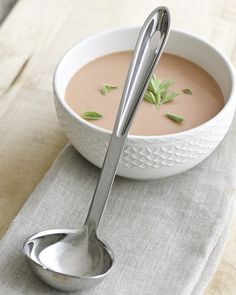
53, 27, 236, 180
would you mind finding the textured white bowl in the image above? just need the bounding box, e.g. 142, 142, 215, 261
54, 27, 236, 180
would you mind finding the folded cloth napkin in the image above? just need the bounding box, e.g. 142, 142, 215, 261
0, 119, 236, 295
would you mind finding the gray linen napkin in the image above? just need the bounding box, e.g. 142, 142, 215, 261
0, 119, 236, 295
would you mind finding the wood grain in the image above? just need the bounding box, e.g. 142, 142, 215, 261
0, 0, 235, 293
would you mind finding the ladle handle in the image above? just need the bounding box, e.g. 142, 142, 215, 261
85, 7, 170, 230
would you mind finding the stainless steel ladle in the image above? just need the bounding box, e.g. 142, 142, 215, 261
23, 7, 170, 292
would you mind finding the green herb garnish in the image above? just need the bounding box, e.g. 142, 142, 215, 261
166, 112, 184, 123
101, 83, 117, 95
144, 74, 179, 106
97, 76, 188, 124
182, 88, 193, 95
144, 91, 157, 104
81, 111, 103, 120
147, 74, 159, 94
160, 92, 180, 104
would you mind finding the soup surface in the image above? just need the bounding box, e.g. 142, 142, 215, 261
65, 52, 224, 136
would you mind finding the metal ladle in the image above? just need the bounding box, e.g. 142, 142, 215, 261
23, 7, 170, 292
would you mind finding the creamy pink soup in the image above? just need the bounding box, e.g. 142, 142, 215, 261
65, 51, 224, 136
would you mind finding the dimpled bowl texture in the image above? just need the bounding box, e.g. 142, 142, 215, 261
53, 27, 236, 180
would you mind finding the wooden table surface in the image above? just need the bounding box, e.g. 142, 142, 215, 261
0, 0, 236, 293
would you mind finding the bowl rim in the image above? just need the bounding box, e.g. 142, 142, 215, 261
53, 26, 236, 139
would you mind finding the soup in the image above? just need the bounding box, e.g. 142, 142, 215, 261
65, 52, 224, 136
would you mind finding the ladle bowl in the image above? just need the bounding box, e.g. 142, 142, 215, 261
23, 229, 113, 291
